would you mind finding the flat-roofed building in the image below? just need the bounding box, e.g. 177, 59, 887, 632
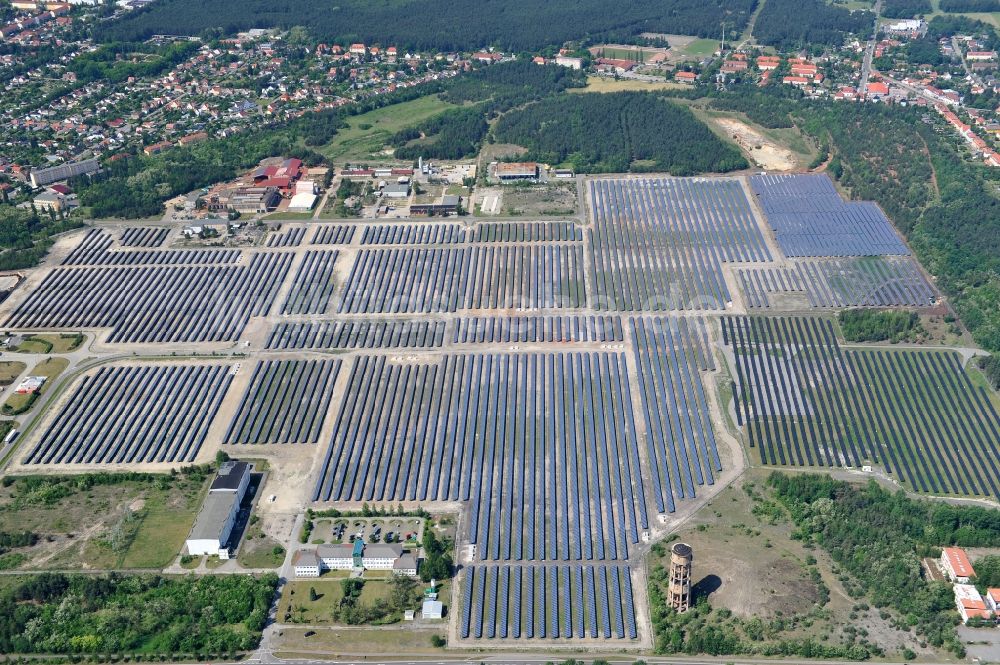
293, 541, 419, 577
185, 461, 251, 558
496, 162, 539, 183
29, 158, 99, 187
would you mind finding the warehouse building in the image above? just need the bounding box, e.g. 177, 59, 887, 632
287, 192, 317, 212
496, 162, 539, 183
185, 460, 252, 558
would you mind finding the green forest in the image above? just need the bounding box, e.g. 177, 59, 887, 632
838, 309, 923, 343
881, 0, 933, 17
769, 473, 1000, 656
492, 92, 748, 175
0, 573, 278, 655
754, 0, 873, 48
0, 206, 82, 271
939, 0, 1000, 11
96, 0, 757, 51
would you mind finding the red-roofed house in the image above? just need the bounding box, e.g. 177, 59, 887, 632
987, 588, 1000, 612
942, 547, 976, 583
757, 55, 781, 71
783, 75, 810, 87
866, 81, 890, 97
675, 71, 697, 83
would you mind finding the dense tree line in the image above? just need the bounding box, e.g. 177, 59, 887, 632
420, 528, 453, 583
0, 206, 82, 271
769, 473, 1000, 656
492, 92, 747, 175
978, 355, 1000, 390
940, 0, 1000, 11
882, 0, 933, 18
905, 35, 947, 66
755, 0, 873, 48
96, 0, 757, 51
0, 573, 278, 655
392, 61, 586, 160
973, 555, 1000, 592
69, 41, 200, 85
393, 107, 488, 160
710, 88, 801, 128
838, 309, 922, 342
928, 15, 1000, 49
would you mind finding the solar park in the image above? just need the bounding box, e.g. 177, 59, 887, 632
1, 172, 996, 647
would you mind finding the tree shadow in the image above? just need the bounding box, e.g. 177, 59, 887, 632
692, 574, 722, 603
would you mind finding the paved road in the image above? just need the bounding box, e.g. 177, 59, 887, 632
859, 0, 883, 92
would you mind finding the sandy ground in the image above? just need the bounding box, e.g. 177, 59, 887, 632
715, 118, 798, 171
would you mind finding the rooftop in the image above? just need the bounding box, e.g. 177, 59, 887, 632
943, 546, 976, 578
210, 460, 251, 492
188, 490, 239, 541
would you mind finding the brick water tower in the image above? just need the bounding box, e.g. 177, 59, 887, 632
667, 542, 693, 612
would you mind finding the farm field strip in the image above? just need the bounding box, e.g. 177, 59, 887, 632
337, 245, 586, 313
281, 250, 339, 315
452, 315, 625, 344
587, 177, 769, 311
461, 564, 636, 640
630, 316, 720, 514
26, 363, 232, 465
120, 227, 169, 248
724, 315, 1000, 499
267, 226, 307, 248
310, 224, 357, 245
738, 257, 937, 308
224, 358, 341, 445
750, 174, 909, 257
267, 320, 446, 350
313, 352, 649, 562
63, 229, 240, 266
6, 253, 293, 343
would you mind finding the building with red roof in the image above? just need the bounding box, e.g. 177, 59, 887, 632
942, 547, 977, 583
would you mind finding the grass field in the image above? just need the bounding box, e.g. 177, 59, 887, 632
320, 95, 455, 163
569, 76, 687, 94
238, 517, 286, 569
682, 39, 719, 57
926, 0, 1000, 25
0, 361, 26, 386
2, 357, 68, 415
0, 472, 209, 570
16, 333, 83, 354
264, 211, 315, 221
646, 471, 943, 658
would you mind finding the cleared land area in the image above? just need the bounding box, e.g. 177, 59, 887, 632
320, 95, 455, 162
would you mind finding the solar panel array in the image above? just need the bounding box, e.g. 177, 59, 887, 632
63, 229, 240, 266
267, 320, 446, 350
266, 226, 307, 248
472, 222, 583, 243
224, 359, 341, 444
631, 317, 720, 514
6, 253, 293, 343
361, 224, 467, 245
281, 250, 339, 315
313, 352, 649, 561
26, 363, 232, 464
587, 177, 770, 311
120, 227, 169, 248
452, 316, 624, 344
750, 174, 909, 257
461, 565, 637, 640
724, 316, 1000, 500
338, 246, 586, 313
738, 258, 937, 309
310, 225, 356, 245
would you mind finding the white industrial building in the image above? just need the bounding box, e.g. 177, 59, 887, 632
287, 192, 317, 212
185, 461, 251, 558
954, 584, 993, 624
